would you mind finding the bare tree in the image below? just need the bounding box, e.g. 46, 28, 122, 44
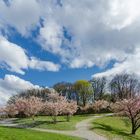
53, 82, 75, 100
110, 73, 140, 101
8, 88, 54, 104
90, 77, 106, 100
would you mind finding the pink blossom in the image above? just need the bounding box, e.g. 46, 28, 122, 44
112, 98, 140, 134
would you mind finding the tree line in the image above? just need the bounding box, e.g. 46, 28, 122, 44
53, 73, 140, 106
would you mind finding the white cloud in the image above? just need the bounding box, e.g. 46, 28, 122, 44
29, 57, 60, 72
0, 36, 60, 74
0, 0, 140, 77
0, 36, 28, 74
105, 0, 140, 30
93, 47, 140, 78
37, 0, 140, 70
0, 74, 39, 106
0, 0, 42, 36
38, 20, 63, 54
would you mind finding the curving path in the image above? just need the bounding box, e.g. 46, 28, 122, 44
0, 114, 112, 140
30, 115, 109, 140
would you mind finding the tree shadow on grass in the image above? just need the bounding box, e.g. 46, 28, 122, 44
91, 122, 140, 140
14, 120, 66, 128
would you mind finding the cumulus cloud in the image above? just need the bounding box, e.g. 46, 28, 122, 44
0, 0, 140, 77
92, 47, 140, 78
0, 36, 60, 74
0, 36, 28, 74
0, 0, 42, 36
37, 0, 140, 70
105, 0, 140, 30
0, 74, 39, 105
29, 57, 60, 72
38, 20, 63, 54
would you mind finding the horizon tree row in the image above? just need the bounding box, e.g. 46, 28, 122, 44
7, 73, 140, 107
53, 73, 140, 105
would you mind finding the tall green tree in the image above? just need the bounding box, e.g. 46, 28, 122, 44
74, 80, 93, 106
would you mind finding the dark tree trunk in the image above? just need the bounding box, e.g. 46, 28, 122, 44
131, 121, 137, 135
131, 127, 136, 135
83, 96, 86, 106
83, 100, 86, 106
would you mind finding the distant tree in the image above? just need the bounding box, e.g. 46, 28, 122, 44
110, 73, 140, 101
8, 88, 54, 104
112, 98, 140, 135
74, 80, 93, 106
101, 94, 112, 102
53, 82, 75, 100
90, 77, 106, 100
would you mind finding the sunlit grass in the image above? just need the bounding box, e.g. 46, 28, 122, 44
0, 126, 82, 140
92, 116, 140, 140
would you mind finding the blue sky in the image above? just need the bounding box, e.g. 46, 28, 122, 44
0, 0, 140, 105
0, 29, 111, 87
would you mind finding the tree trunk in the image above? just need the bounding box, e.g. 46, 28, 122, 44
52, 115, 57, 124
131, 127, 136, 135
83, 97, 86, 107
131, 121, 136, 135
66, 114, 70, 122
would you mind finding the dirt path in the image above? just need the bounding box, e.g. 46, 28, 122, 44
0, 115, 111, 140
30, 115, 109, 140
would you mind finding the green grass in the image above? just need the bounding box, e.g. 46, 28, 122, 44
92, 116, 140, 140
0, 126, 82, 140
13, 115, 91, 130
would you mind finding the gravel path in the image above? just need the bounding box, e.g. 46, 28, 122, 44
30, 115, 109, 140
0, 115, 112, 140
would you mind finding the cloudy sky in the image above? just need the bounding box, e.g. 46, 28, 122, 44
0, 0, 140, 105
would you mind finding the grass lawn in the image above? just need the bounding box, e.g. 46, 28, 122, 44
0, 126, 82, 140
13, 114, 92, 130
92, 116, 140, 140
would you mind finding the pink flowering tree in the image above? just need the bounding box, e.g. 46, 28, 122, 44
0, 108, 4, 119
62, 101, 77, 122
4, 104, 18, 117
43, 93, 66, 123
4, 96, 44, 120
21, 96, 44, 120
112, 98, 140, 135
92, 100, 109, 113
14, 98, 28, 117
44, 102, 62, 123
43, 93, 78, 123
